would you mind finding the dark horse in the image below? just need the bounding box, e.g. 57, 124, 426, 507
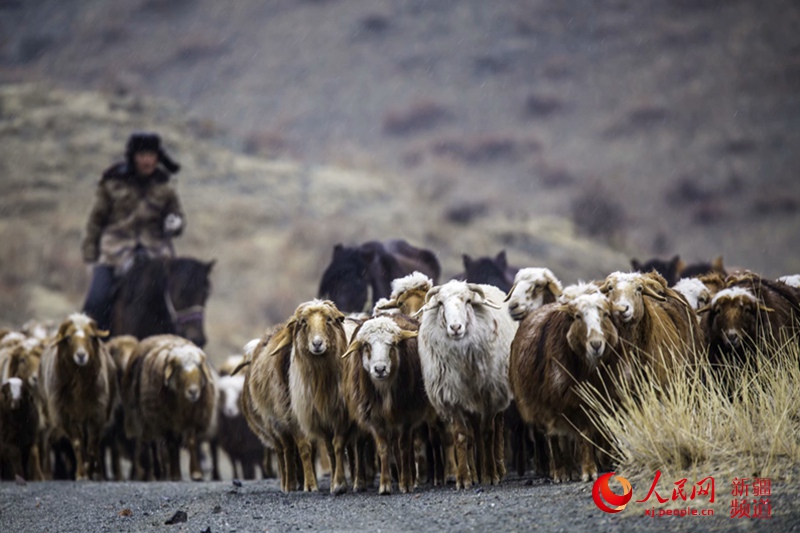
318, 239, 441, 313
456, 250, 517, 292
111, 254, 214, 348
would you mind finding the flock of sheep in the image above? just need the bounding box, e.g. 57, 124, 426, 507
1, 265, 799, 495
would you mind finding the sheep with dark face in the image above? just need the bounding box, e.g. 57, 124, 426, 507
417, 281, 516, 489
0, 377, 42, 481
504, 268, 563, 321
270, 299, 355, 494
700, 274, 800, 364
342, 314, 428, 494
123, 334, 217, 481
39, 313, 117, 480
510, 292, 620, 482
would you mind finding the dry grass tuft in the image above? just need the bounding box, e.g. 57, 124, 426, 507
577, 334, 800, 487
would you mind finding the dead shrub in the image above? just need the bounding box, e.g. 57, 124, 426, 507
382, 100, 452, 136
431, 134, 530, 164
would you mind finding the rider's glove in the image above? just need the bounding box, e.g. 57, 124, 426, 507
164, 214, 183, 235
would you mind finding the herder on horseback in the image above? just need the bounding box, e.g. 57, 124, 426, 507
81, 132, 185, 331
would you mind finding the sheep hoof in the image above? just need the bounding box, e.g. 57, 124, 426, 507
191, 471, 204, 482
331, 483, 347, 496
379, 485, 392, 495
305, 484, 319, 492
353, 482, 367, 493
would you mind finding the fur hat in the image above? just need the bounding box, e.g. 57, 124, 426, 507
125, 132, 181, 174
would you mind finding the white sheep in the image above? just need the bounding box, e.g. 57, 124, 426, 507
416, 280, 517, 489
504, 268, 563, 321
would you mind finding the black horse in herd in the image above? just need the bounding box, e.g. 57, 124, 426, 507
318, 239, 442, 313
110, 254, 214, 348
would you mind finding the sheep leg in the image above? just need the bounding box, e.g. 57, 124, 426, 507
444, 427, 457, 484
532, 426, 550, 477
398, 429, 414, 494
330, 433, 348, 495
428, 422, 444, 487
412, 427, 427, 487
277, 435, 297, 492
468, 414, 483, 485
29, 443, 45, 481
479, 415, 496, 486
188, 433, 203, 481
547, 435, 568, 483
452, 418, 471, 490
209, 438, 221, 481
86, 426, 101, 481
579, 436, 598, 482
164, 437, 180, 481
70, 431, 87, 481
262, 448, 276, 479
352, 436, 368, 492
375, 432, 392, 495
296, 436, 318, 492
272, 440, 288, 492
494, 411, 506, 481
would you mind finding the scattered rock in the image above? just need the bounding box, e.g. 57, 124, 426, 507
119, 508, 133, 517
232, 479, 242, 487
165, 510, 188, 525
212, 504, 222, 514
14, 475, 26, 485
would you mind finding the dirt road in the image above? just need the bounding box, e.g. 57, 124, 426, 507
1, 474, 796, 533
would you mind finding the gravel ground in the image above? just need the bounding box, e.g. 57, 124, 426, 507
2, 474, 798, 533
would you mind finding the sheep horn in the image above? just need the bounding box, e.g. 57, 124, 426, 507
598, 281, 611, 294
340, 340, 361, 359
696, 305, 711, 314
466, 283, 486, 300
231, 361, 251, 376
424, 286, 441, 304
643, 285, 667, 301
481, 300, 503, 310
503, 282, 518, 302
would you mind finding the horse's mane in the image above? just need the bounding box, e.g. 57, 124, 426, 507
319, 246, 369, 295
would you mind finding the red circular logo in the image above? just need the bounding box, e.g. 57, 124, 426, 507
592, 472, 633, 513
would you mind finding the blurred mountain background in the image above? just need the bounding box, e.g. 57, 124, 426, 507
1, 0, 798, 361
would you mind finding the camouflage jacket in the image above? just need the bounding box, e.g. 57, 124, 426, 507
81, 163, 185, 269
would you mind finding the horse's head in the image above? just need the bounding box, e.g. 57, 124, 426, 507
165, 258, 214, 348
318, 244, 371, 313
462, 250, 513, 292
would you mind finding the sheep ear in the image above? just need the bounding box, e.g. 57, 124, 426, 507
92, 326, 110, 339
376, 299, 399, 310
340, 340, 361, 359
164, 362, 175, 387
398, 330, 418, 342
631, 259, 642, 271
201, 362, 214, 387
503, 282, 518, 302
696, 305, 711, 314
547, 280, 563, 297
643, 285, 667, 301
599, 281, 611, 294
269, 322, 294, 356
712, 256, 725, 273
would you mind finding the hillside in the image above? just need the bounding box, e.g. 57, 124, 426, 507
0, 0, 799, 279
0, 84, 628, 360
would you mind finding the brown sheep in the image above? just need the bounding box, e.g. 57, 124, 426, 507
700, 273, 800, 364
38, 313, 117, 480
600, 271, 703, 385
342, 314, 429, 494
0, 378, 43, 481
375, 271, 434, 316
123, 334, 217, 481
271, 299, 355, 495
510, 293, 620, 482
240, 328, 318, 492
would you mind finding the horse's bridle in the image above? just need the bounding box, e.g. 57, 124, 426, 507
163, 287, 205, 326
